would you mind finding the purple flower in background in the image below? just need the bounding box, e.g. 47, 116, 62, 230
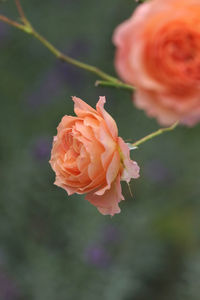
56, 62, 83, 90
26, 39, 90, 110
102, 224, 121, 244
26, 70, 62, 109
32, 137, 51, 161
0, 23, 9, 47
0, 271, 20, 300
57, 39, 90, 87
85, 245, 111, 268
144, 159, 174, 184
66, 39, 91, 61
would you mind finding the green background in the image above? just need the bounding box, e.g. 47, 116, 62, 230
0, 1, 199, 299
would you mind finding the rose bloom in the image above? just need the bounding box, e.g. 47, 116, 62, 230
49, 96, 139, 216
113, 0, 200, 126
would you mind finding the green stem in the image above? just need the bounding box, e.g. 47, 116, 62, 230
0, 15, 25, 31
31, 29, 120, 83
15, 0, 28, 23
132, 122, 178, 147
95, 80, 134, 91
0, 0, 133, 90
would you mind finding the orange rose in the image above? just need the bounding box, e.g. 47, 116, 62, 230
113, 0, 200, 126
49, 96, 139, 216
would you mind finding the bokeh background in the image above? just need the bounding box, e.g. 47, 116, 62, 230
0, 1, 200, 299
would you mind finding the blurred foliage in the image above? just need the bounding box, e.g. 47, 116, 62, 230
0, 0, 199, 299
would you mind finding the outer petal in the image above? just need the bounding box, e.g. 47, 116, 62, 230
86, 175, 124, 216
182, 105, 200, 126
54, 180, 78, 196
113, 1, 162, 88
113, 0, 200, 127
118, 137, 140, 182
50, 97, 140, 216
134, 90, 181, 125
72, 96, 101, 120
94, 150, 120, 196
98, 124, 117, 170
96, 96, 118, 139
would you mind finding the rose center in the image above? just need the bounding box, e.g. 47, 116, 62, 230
147, 26, 200, 85
164, 31, 198, 62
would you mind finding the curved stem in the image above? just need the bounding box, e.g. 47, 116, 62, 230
31, 29, 120, 83
95, 80, 134, 91
30, 28, 123, 83
15, 0, 27, 23
0, 0, 134, 90
132, 122, 178, 147
0, 15, 25, 31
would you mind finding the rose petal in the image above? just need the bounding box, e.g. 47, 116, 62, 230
118, 137, 140, 182
113, 0, 200, 126
72, 96, 101, 121
77, 172, 105, 194
50, 97, 140, 216
74, 120, 94, 141
86, 175, 124, 216
54, 179, 78, 196
94, 150, 120, 196
98, 124, 117, 170
57, 116, 78, 133
96, 96, 118, 139
134, 90, 180, 125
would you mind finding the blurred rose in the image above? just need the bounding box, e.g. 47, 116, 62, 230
113, 0, 200, 126
50, 96, 139, 216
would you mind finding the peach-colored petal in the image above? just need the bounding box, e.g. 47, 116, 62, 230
74, 134, 104, 181
83, 116, 100, 130
72, 96, 101, 121
77, 172, 105, 194
74, 120, 94, 141
118, 137, 140, 182
103, 150, 120, 186
96, 96, 118, 139
134, 90, 180, 125
81, 119, 117, 172
113, 1, 164, 90
86, 175, 124, 216
54, 180, 78, 196
57, 116, 78, 133
113, 0, 200, 126
183, 112, 200, 126
98, 124, 117, 170
50, 96, 140, 215
76, 145, 90, 171
94, 150, 120, 196
157, 91, 200, 114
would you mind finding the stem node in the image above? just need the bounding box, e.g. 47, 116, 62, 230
0, 0, 134, 90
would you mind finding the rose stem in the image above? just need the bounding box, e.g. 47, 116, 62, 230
132, 122, 179, 147
95, 80, 134, 91
0, 0, 135, 91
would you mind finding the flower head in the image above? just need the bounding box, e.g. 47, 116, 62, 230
49, 96, 139, 216
113, 0, 200, 126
